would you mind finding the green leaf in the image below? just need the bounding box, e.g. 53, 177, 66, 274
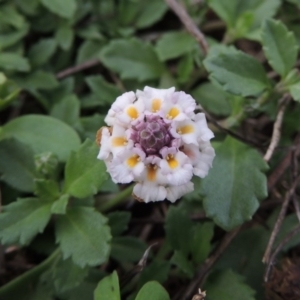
94, 271, 120, 300
155, 31, 197, 61
171, 251, 194, 278
204, 46, 270, 96
40, 0, 77, 19
111, 237, 147, 263
50, 94, 80, 127
24, 71, 59, 90
289, 81, 300, 102
64, 139, 108, 199
55, 207, 111, 267
100, 38, 164, 81
262, 19, 298, 78
0, 198, 52, 245
135, 281, 170, 300
191, 82, 231, 116
0, 25, 29, 49
202, 137, 268, 230
107, 211, 131, 236
76, 40, 104, 65
80, 114, 105, 140
28, 38, 57, 67
0, 139, 37, 192
165, 206, 193, 255
55, 25, 74, 51
51, 194, 69, 214
35, 152, 59, 179
1, 115, 81, 162
34, 179, 60, 202
0, 53, 30, 72
205, 269, 256, 300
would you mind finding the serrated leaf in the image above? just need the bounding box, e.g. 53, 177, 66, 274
202, 137, 268, 230
34, 179, 60, 201
94, 271, 120, 300
204, 46, 270, 96
0, 198, 52, 245
165, 206, 193, 255
55, 207, 111, 267
135, 281, 170, 300
28, 38, 57, 67
0, 139, 37, 192
155, 31, 197, 61
107, 211, 131, 236
262, 19, 298, 78
64, 139, 108, 198
0, 53, 30, 72
205, 269, 256, 300
100, 38, 164, 81
51, 194, 69, 214
40, 0, 77, 19
111, 237, 147, 263
1, 115, 81, 162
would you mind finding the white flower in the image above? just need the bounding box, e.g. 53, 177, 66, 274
97, 86, 215, 203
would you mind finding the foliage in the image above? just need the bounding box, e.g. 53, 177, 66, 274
0, 0, 300, 299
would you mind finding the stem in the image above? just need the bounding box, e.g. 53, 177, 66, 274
98, 185, 134, 212
0, 248, 60, 297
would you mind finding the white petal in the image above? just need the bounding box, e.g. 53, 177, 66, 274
194, 113, 214, 142
97, 127, 111, 160
166, 182, 194, 202
172, 91, 196, 118
133, 182, 167, 203
108, 158, 134, 184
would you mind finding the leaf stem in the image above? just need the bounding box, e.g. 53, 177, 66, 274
0, 248, 60, 297
98, 185, 134, 213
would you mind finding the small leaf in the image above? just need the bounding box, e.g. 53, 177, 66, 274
55, 207, 111, 267
289, 81, 300, 102
55, 25, 74, 51
34, 179, 60, 202
0, 198, 52, 245
155, 31, 197, 61
0, 139, 37, 192
202, 137, 268, 230
0, 53, 30, 72
2, 115, 81, 162
262, 19, 298, 78
205, 269, 256, 300
64, 139, 108, 199
24, 71, 59, 90
51, 194, 69, 214
40, 0, 77, 19
94, 271, 120, 300
100, 38, 165, 81
203, 46, 270, 96
76, 40, 104, 64
171, 251, 194, 278
135, 281, 170, 300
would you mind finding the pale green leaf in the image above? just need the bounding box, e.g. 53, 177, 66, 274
0, 139, 37, 192
40, 0, 77, 19
155, 31, 196, 61
203, 46, 270, 96
202, 137, 268, 230
94, 271, 120, 300
51, 194, 69, 215
262, 19, 298, 77
55, 207, 111, 267
0, 198, 52, 245
205, 270, 256, 300
135, 281, 170, 300
0, 53, 30, 72
2, 115, 81, 162
64, 139, 108, 198
289, 81, 300, 102
100, 38, 165, 81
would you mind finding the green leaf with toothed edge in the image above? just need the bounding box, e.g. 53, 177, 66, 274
201, 136, 268, 231
262, 19, 298, 78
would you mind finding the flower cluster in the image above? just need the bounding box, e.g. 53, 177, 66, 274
97, 87, 215, 203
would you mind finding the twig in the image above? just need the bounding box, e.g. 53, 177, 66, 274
164, 0, 209, 55
264, 224, 300, 281
264, 94, 291, 162
56, 59, 100, 79
180, 227, 240, 300
262, 174, 300, 264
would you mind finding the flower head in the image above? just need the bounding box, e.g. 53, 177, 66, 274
97, 86, 215, 203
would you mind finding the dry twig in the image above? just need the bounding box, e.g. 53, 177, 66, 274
262, 174, 300, 264
264, 94, 291, 162
164, 0, 209, 55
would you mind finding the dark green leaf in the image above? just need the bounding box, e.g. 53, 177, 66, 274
55, 25, 74, 51
262, 19, 298, 77
55, 207, 111, 267
100, 38, 164, 81
0, 139, 37, 192
40, 0, 77, 19
64, 139, 108, 199
0, 25, 29, 49
202, 137, 268, 230
171, 251, 194, 278
107, 211, 131, 236
135, 281, 170, 300
2, 115, 81, 161
76, 40, 103, 64
34, 179, 60, 202
24, 71, 59, 90
94, 271, 120, 300
0, 53, 30, 72
0, 198, 52, 245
